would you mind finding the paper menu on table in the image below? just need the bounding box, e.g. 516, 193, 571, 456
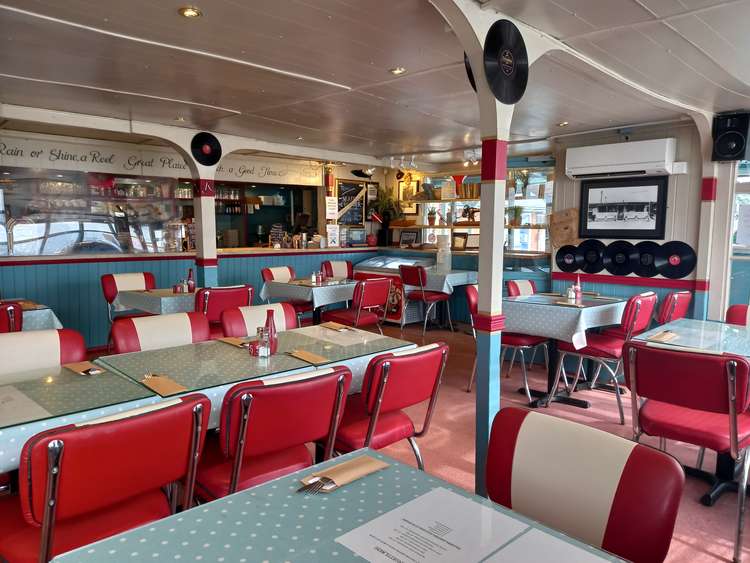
336, 487, 528, 562
0, 385, 51, 427
485, 528, 613, 562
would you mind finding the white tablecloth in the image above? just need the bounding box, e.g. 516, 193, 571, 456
260, 280, 357, 308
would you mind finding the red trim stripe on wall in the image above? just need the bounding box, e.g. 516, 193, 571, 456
552, 272, 708, 291
701, 177, 717, 201
474, 312, 505, 332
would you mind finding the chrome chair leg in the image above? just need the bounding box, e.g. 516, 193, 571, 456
422, 302, 436, 336
408, 436, 425, 471
528, 346, 538, 367
697, 447, 706, 470
735, 448, 750, 563
519, 348, 532, 403
612, 368, 625, 425
542, 342, 549, 372
589, 364, 603, 389
567, 356, 585, 393
506, 347, 517, 378
445, 300, 454, 332
659, 437, 667, 452
546, 354, 567, 407
467, 352, 477, 392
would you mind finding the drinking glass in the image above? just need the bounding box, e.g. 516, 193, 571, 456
256, 327, 270, 358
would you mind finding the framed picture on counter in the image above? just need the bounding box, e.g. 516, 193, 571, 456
452, 233, 468, 250
398, 180, 421, 215
466, 233, 480, 249
398, 230, 419, 247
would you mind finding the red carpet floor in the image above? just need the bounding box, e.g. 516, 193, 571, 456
377, 324, 744, 563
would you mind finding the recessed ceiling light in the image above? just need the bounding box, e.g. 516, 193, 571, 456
174, 116, 185, 122
3, 171, 11, 175
56, 174, 64, 178
178, 6, 202, 18
557, 121, 569, 127
463, 161, 469, 167
295, 136, 304, 141
389, 67, 407, 76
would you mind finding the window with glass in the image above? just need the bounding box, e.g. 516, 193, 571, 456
729, 160, 750, 305
0, 167, 195, 256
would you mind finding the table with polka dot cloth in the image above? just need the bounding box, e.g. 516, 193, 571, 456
260, 279, 357, 309
21, 307, 63, 331
52, 450, 622, 563
116, 289, 197, 315
503, 294, 627, 349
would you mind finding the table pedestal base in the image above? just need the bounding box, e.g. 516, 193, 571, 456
685, 453, 747, 507
519, 387, 591, 409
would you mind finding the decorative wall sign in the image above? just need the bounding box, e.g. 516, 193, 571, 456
336, 179, 366, 226
399, 230, 419, 246
579, 176, 668, 239
398, 179, 421, 215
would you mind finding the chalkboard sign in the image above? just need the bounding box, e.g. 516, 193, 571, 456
336, 179, 366, 226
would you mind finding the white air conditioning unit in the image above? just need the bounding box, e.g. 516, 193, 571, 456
565, 138, 676, 179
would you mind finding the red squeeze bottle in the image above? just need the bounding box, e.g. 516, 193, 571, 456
187, 268, 196, 293
265, 309, 278, 355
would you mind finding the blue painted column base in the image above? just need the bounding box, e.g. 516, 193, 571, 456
475, 330, 502, 497
197, 265, 218, 288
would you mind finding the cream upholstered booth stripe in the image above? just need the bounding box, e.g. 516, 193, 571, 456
131, 314, 194, 352
77, 398, 182, 427
392, 343, 438, 356
513, 280, 535, 296
510, 411, 636, 548
0, 330, 61, 377
238, 303, 291, 333
264, 368, 335, 386
112, 273, 149, 311
330, 261, 349, 278
268, 267, 293, 282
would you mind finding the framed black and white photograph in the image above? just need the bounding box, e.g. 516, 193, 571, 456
579, 176, 668, 239
398, 230, 419, 246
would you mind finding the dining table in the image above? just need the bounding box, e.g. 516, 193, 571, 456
2, 299, 63, 330
51, 450, 623, 563
634, 317, 750, 507
0, 326, 414, 474
260, 277, 358, 323
502, 293, 627, 409
115, 288, 197, 315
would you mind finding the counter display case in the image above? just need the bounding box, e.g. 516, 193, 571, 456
0, 167, 195, 256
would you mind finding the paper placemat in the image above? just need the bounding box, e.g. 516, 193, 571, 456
141, 374, 187, 396
301, 455, 389, 491
647, 330, 678, 343
555, 300, 585, 308
63, 361, 105, 376
218, 337, 252, 349
320, 321, 352, 332
290, 349, 329, 364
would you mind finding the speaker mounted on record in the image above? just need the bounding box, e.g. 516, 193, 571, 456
483, 19, 528, 105
191, 132, 222, 167
712, 111, 750, 162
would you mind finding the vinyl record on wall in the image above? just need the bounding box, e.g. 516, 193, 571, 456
464, 52, 477, 92
577, 239, 606, 274
603, 240, 636, 276
191, 132, 222, 166
556, 245, 582, 273
632, 241, 661, 278
655, 241, 697, 279
483, 19, 528, 105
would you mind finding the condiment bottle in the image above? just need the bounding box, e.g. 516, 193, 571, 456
265, 309, 278, 355
187, 268, 195, 293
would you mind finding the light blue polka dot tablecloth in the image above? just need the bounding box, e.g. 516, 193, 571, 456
116, 289, 196, 315
52, 450, 622, 562
21, 307, 63, 331
260, 280, 357, 309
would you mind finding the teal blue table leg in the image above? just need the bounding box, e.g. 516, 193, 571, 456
475, 329, 502, 497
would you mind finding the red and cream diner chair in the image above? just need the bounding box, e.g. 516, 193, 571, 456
398, 265, 453, 336
548, 291, 657, 424
194, 284, 254, 339
727, 304, 750, 326
260, 266, 313, 319
221, 302, 298, 338
321, 277, 391, 334
321, 260, 353, 280
506, 279, 537, 297
624, 341, 750, 562
195, 367, 351, 500
0, 329, 86, 382
656, 290, 692, 325
0, 302, 23, 333
111, 312, 210, 354
486, 407, 683, 563
100, 272, 156, 323
0, 394, 210, 563
334, 343, 448, 470
464, 285, 548, 397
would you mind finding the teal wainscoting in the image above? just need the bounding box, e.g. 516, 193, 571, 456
729, 256, 750, 307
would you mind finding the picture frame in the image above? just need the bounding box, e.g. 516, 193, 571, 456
451, 233, 468, 250
398, 180, 421, 215
579, 176, 668, 240
465, 233, 481, 249
398, 230, 419, 246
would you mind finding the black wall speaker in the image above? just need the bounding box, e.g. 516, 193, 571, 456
712, 112, 750, 161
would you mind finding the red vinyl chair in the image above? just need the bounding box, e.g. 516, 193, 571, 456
321, 277, 391, 333
100, 272, 156, 323
0, 329, 85, 380
334, 343, 449, 470
486, 407, 683, 563
221, 302, 298, 338
656, 290, 692, 325
398, 265, 453, 336
195, 367, 351, 500
727, 304, 750, 326
0, 394, 210, 563
111, 312, 210, 354
321, 260, 353, 279
195, 284, 254, 338
465, 285, 547, 397
624, 341, 750, 562
0, 302, 22, 333
506, 279, 537, 297
260, 266, 313, 319
549, 291, 657, 424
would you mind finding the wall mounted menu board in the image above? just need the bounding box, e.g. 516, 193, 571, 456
336, 179, 367, 226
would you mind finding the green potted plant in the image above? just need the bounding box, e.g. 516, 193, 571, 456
510, 206, 523, 227
427, 207, 437, 226
369, 188, 403, 246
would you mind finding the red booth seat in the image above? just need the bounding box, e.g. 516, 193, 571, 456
221, 303, 298, 338
194, 285, 254, 338
0, 329, 85, 379
111, 312, 210, 354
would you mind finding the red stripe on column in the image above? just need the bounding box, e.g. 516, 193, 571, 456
602, 445, 683, 562
480, 139, 508, 182
195, 257, 218, 267
474, 312, 505, 332
485, 407, 530, 508
701, 177, 717, 201
194, 179, 215, 197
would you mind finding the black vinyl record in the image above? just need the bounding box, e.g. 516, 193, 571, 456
577, 239, 605, 274
655, 241, 697, 279
464, 52, 477, 92
556, 245, 582, 273
603, 240, 636, 276
632, 241, 660, 278
483, 19, 528, 105
191, 132, 222, 166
